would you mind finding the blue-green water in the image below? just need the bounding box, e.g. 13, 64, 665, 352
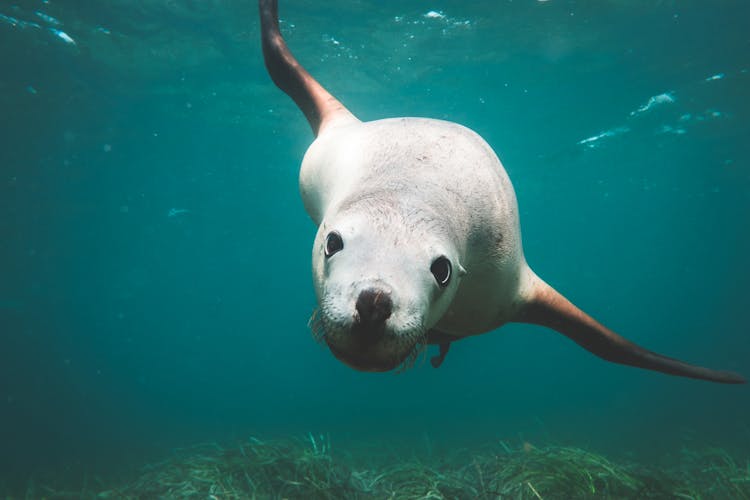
1, 0, 748, 493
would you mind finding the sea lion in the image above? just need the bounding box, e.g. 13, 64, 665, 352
258, 0, 744, 383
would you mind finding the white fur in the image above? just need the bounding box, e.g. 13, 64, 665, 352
301, 118, 536, 349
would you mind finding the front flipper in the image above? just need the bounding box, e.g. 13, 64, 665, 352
430, 343, 451, 368
426, 330, 460, 369
514, 275, 745, 384
259, 0, 358, 136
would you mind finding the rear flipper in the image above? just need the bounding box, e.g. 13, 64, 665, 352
514, 274, 745, 384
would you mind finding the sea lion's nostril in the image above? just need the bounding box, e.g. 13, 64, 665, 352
355, 288, 393, 324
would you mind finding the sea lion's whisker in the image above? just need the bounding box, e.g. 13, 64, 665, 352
308, 308, 326, 344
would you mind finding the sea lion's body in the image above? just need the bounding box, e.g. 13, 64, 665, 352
302, 117, 526, 338
258, 0, 744, 383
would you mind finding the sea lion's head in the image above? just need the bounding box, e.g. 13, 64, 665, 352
310, 198, 464, 372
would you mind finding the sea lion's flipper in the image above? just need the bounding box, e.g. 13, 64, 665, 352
430, 343, 451, 368
425, 330, 457, 368
259, 0, 359, 136
514, 275, 745, 384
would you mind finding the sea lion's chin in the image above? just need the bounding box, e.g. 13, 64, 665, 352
324, 330, 416, 372
327, 342, 408, 372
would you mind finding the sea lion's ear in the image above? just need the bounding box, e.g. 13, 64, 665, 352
513, 273, 745, 384
457, 263, 467, 277
259, 0, 359, 136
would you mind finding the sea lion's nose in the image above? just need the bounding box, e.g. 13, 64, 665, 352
355, 288, 392, 325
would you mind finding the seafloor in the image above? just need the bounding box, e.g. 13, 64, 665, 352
5, 436, 749, 499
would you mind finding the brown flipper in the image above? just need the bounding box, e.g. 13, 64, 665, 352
430, 343, 451, 368
514, 276, 745, 384
259, 0, 358, 136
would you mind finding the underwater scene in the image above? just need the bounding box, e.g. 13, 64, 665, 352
1, 0, 749, 498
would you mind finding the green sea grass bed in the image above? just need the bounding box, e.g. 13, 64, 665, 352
7, 435, 749, 499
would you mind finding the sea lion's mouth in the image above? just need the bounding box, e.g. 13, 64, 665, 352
309, 307, 426, 372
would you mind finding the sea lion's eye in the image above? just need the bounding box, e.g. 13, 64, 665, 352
325, 231, 344, 257
431, 256, 451, 287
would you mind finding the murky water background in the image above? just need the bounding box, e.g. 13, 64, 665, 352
1, 0, 748, 492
